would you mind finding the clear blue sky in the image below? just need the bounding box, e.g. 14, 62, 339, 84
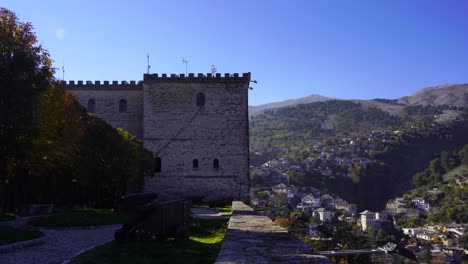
4, 0, 468, 105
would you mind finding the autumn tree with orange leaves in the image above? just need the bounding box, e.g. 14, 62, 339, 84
0, 8, 154, 211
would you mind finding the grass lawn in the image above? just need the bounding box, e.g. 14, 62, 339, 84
28, 208, 136, 227
0, 213, 18, 222
70, 207, 232, 264
0, 226, 44, 246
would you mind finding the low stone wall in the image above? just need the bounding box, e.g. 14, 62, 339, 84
216, 202, 331, 264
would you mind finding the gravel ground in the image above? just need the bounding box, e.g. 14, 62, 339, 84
0, 225, 120, 264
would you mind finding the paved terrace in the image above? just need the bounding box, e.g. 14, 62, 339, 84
216, 201, 330, 264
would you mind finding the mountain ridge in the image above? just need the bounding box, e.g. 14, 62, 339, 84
249, 84, 467, 116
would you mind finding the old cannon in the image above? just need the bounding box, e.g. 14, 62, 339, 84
115, 195, 191, 242
117, 192, 159, 211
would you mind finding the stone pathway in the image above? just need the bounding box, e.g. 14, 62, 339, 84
191, 208, 223, 220
0, 225, 119, 264
215, 202, 331, 264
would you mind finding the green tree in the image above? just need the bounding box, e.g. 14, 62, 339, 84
419, 246, 432, 263
0, 8, 154, 209
429, 158, 444, 176
413, 169, 429, 187
0, 8, 54, 212
461, 145, 468, 165
458, 233, 468, 249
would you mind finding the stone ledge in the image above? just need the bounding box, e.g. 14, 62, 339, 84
215, 201, 331, 264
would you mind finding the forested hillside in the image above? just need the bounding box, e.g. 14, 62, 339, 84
250, 99, 464, 150
331, 121, 468, 211
404, 145, 468, 224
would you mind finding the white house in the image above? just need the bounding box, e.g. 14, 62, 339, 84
412, 197, 430, 211
313, 208, 332, 222
272, 183, 288, 194
402, 228, 425, 237
302, 194, 322, 208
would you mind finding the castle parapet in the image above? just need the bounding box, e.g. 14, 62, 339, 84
143, 72, 251, 83
63, 72, 251, 89
62, 80, 142, 90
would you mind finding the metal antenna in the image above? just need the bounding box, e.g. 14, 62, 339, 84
211, 65, 217, 74
182, 58, 188, 75
147, 54, 151, 74
62, 58, 65, 80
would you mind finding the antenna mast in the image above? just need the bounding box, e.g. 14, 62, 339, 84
147, 54, 151, 74
182, 58, 188, 75
62, 58, 65, 80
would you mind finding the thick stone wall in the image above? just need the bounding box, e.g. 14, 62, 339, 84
216, 202, 331, 264
64, 73, 250, 203
143, 73, 250, 202
65, 81, 143, 138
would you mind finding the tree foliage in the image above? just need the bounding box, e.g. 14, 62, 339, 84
250, 100, 400, 149
0, 8, 55, 212
0, 8, 154, 211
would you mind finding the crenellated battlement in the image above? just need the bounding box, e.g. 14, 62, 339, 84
65, 69, 251, 203
62, 80, 143, 90
143, 72, 251, 83
63, 72, 251, 90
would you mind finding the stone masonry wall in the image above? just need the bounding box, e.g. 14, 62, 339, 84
65, 81, 143, 138
143, 73, 250, 203
216, 201, 331, 264
64, 73, 250, 203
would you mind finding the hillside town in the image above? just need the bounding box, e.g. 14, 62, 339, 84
250, 182, 467, 263
251, 118, 460, 186
249, 121, 467, 263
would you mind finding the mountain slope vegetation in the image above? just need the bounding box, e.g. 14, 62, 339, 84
397, 84, 468, 107
250, 100, 463, 150
403, 145, 468, 224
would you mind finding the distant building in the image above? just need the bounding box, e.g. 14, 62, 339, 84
313, 208, 332, 222
272, 183, 288, 195
411, 197, 430, 211
335, 200, 357, 215
359, 210, 388, 231
302, 194, 322, 207
402, 228, 425, 237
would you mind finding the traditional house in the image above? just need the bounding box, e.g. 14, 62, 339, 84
272, 183, 288, 195
412, 197, 430, 211
313, 208, 332, 222
359, 210, 388, 231
335, 200, 357, 215
302, 194, 322, 207
297, 194, 322, 211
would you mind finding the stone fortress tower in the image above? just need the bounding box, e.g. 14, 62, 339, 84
64, 73, 251, 203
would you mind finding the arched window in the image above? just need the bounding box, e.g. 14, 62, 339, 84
155, 157, 161, 173
192, 159, 199, 169
213, 159, 219, 169
87, 99, 96, 113
196, 93, 205, 107
119, 99, 127, 113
